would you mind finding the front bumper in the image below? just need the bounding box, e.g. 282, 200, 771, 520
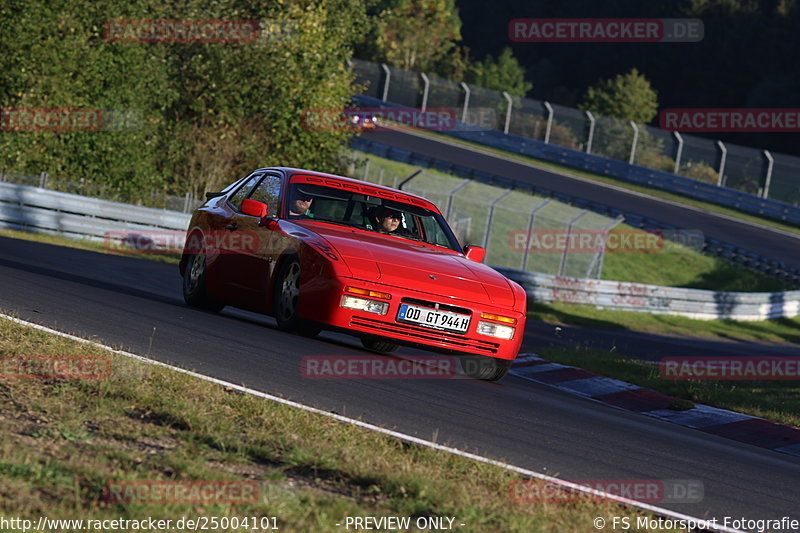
301, 278, 525, 360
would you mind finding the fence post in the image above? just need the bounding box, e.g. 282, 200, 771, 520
543, 101, 554, 144
716, 141, 727, 187
460, 82, 471, 123
521, 198, 552, 271
397, 169, 422, 190
362, 159, 371, 180
183, 192, 193, 213
673, 132, 684, 174
482, 189, 513, 257
628, 121, 639, 165
420, 72, 430, 112
39, 172, 49, 189
502, 92, 513, 135
445, 179, 472, 219
0, 169, 6, 182
762, 150, 774, 199
559, 211, 589, 276
380, 63, 391, 102
585, 111, 595, 154
589, 215, 625, 279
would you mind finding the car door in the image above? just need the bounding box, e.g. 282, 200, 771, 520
208, 171, 265, 299
220, 171, 284, 309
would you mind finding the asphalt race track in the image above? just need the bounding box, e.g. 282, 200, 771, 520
362, 129, 800, 271
1, 236, 799, 530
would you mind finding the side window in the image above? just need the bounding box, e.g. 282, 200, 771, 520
228, 173, 263, 211
421, 217, 451, 247
247, 174, 282, 216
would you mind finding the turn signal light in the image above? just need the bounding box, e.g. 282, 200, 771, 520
479, 312, 517, 325
345, 286, 391, 300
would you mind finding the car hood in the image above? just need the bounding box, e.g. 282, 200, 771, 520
302, 224, 517, 308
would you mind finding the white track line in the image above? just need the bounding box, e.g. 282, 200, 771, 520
0, 312, 744, 533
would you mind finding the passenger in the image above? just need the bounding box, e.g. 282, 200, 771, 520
372, 205, 402, 233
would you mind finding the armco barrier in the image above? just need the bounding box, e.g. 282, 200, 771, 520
352, 94, 800, 226
351, 136, 800, 286
1, 182, 798, 319
0, 182, 191, 241
494, 267, 800, 321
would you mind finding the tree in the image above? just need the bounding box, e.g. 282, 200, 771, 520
0, 0, 371, 202
467, 47, 532, 98
371, 0, 465, 75
579, 68, 659, 123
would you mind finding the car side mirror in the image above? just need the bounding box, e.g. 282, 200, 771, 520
464, 245, 486, 263
241, 199, 268, 218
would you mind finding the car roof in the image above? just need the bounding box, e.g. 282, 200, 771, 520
256, 166, 437, 209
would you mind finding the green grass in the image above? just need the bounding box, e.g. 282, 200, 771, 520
528, 302, 800, 344
0, 316, 684, 532
0, 229, 181, 264
540, 346, 800, 428
353, 152, 791, 292
399, 129, 800, 237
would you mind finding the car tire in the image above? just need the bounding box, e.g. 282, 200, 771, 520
182, 253, 225, 312
361, 337, 399, 354
459, 356, 511, 381
273, 256, 320, 337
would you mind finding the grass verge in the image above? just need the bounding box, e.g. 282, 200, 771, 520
528, 302, 800, 345
539, 346, 800, 428
0, 229, 181, 264
396, 129, 800, 237
0, 316, 686, 532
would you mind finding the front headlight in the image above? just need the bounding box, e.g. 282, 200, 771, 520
341, 295, 389, 315
477, 321, 515, 340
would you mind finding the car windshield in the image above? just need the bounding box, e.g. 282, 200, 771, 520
286, 182, 462, 252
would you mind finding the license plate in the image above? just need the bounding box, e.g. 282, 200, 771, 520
397, 304, 470, 333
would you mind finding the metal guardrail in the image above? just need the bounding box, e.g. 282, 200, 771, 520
351, 94, 800, 227
495, 267, 800, 321
0, 182, 191, 241
1, 181, 797, 319
350, 136, 800, 286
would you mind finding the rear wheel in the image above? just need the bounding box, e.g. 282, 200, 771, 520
459, 356, 511, 381
361, 337, 399, 354
182, 253, 225, 312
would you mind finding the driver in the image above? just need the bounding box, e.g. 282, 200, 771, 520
288, 191, 314, 219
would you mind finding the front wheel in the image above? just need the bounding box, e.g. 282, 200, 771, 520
273, 257, 302, 331
273, 257, 321, 336
459, 356, 511, 381
182, 253, 225, 312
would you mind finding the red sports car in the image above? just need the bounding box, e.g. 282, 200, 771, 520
179, 167, 527, 380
